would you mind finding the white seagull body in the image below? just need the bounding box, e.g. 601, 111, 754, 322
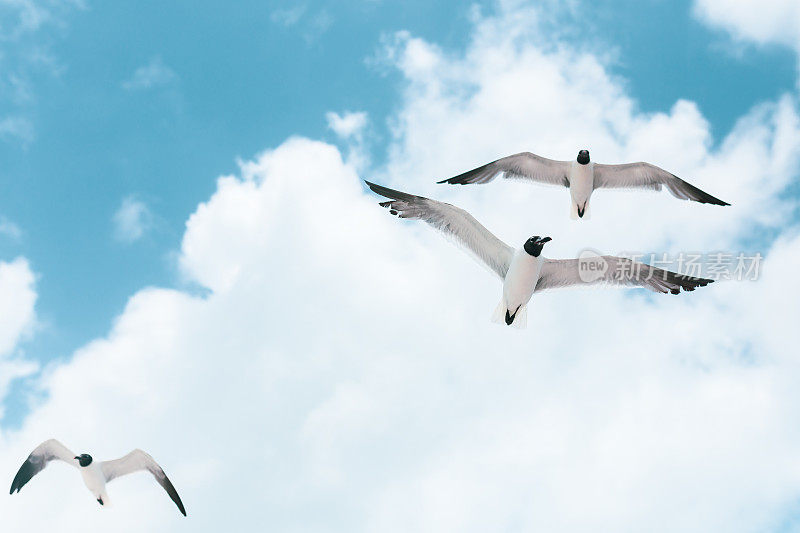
438, 150, 730, 219
499, 248, 545, 328
366, 181, 713, 327
10, 439, 186, 516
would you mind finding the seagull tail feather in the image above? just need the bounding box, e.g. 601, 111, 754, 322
491, 300, 528, 329
491, 299, 507, 325
511, 305, 528, 330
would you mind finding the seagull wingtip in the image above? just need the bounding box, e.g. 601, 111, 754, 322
363, 180, 383, 194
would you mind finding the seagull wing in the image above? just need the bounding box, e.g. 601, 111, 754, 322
593, 162, 730, 205
535, 256, 713, 294
101, 449, 186, 516
365, 181, 515, 279
10, 439, 77, 494
438, 152, 571, 187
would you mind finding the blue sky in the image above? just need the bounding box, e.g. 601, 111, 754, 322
0, 0, 795, 378
1, 1, 800, 530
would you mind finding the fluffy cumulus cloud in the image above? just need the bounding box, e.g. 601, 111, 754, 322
0, 258, 36, 357
0, 257, 38, 416
694, 0, 800, 52
694, 0, 800, 80
1, 2, 800, 532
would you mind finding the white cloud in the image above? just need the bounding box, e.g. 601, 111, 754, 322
0, 116, 34, 144
0, 0, 81, 146
0, 217, 22, 240
326, 111, 368, 141
0, 257, 36, 357
1, 2, 800, 532
0, 74, 34, 106
122, 57, 177, 91
0, 0, 79, 38
112, 197, 152, 244
693, 0, 800, 80
327, 111, 370, 170
270, 4, 307, 27
0, 257, 38, 415
270, 4, 333, 43
693, 0, 800, 52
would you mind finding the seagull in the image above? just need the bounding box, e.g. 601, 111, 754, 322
10, 439, 186, 516
437, 150, 730, 219
365, 181, 713, 328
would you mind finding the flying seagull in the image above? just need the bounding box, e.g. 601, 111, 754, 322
437, 150, 730, 219
10, 439, 186, 516
365, 180, 713, 328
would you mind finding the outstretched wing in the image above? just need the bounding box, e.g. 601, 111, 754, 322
438, 152, 571, 187
10, 439, 77, 494
365, 181, 515, 278
101, 449, 186, 516
535, 256, 713, 294
593, 162, 730, 205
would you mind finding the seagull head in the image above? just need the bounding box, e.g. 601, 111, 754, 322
577, 149, 590, 165
523, 236, 552, 257
74, 454, 93, 467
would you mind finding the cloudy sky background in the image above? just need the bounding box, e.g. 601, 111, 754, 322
0, 0, 799, 530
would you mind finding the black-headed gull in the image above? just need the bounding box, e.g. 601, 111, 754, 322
438, 150, 730, 219
366, 181, 713, 327
10, 439, 186, 516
